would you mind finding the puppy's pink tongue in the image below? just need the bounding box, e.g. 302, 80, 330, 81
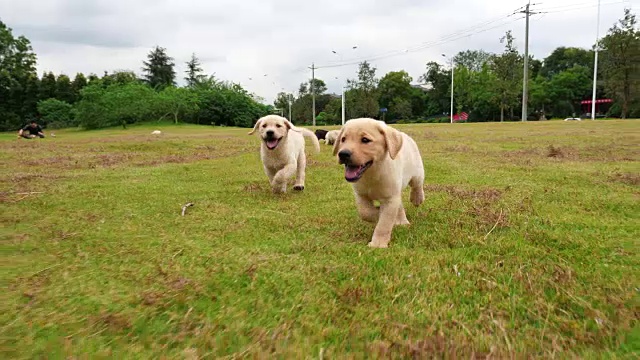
345, 165, 360, 179
267, 139, 278, 148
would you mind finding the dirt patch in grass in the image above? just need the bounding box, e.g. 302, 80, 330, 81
444, 144, 473, 153
609, 172, 640, 186
502, 144, 638, 162
426, 184, 509, 230
425, 184, 503, 203
369, 336, 496, 359
92, 311, 132, 331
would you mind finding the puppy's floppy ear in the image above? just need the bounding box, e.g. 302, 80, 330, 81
248, 118, 262, 135
380, 124, 403, 160
332, 128, 345, 156
283, 119, 302, 132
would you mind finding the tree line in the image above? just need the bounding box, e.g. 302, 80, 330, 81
1, 9, 638, 132
0, 23, 270, 131
275, 9, 639, 124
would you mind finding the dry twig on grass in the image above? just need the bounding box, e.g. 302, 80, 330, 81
483, 208, 504, 240
181, 202, 194, 216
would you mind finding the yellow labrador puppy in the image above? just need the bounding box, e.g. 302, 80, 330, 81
249, 115, 320, 193
333, 118, 425, 248
325, 129, 340, 145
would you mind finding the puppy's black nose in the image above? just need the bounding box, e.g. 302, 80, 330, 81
338, 150, 352, 161
266, 130, 274, 137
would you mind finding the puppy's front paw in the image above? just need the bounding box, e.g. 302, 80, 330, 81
396, 218, 410, 226
367, 241, 389, 249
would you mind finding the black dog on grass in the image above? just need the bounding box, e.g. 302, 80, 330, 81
315, 129, 328, 142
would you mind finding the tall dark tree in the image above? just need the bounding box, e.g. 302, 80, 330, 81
142, 46, 176, 90
39, 72, 58, 101
72, 73, 88, 100
419, 62, 451, 115
185, 53, 205, 87
600, 8, 640, 119
56, 74, 75, 103
0, 20, 38, 130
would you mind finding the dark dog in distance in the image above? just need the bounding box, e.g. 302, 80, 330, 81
315, 129, 328, 142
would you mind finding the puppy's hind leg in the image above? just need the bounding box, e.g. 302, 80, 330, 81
409, 175, 425, 207
293, 152, 306, 191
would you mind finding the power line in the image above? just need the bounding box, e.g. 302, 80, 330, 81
535, 0, 625, 13
315, 15, 525, 70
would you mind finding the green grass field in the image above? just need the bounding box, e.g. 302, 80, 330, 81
1, 120, 639, 358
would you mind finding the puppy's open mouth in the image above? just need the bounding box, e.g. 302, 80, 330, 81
264, 137, 281, 150
344, 161, 373, 182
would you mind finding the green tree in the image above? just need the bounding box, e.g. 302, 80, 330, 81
490, 31, 523, 121
56, 74, 75, 103
142, 46, 176, 90
0, 20, 38, 130
548, 65, 592, 117
71, 73, 88, 101
540, 47, 594, 79
39, 72, 57, 102
273, 92, 293, 119
378, 70, 413, 115
322, 96, 342, 124
599, 8, 640, 119
157, 86, 199, 124
185, 53, 205, 88
37, 98, 74, 128
347, 61, 379, 118
529, 75, 551, 118
454, 49, 492, 72
75, 82, 157, 129
419, 62, 451, 115
309, 78, 327, 95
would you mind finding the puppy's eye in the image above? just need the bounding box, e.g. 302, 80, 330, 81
341, 137, 346, 143
361, 138, 371, 144
262, 124, 267, 128
276, 124, 282, 128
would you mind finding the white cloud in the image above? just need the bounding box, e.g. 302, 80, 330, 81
0, 0, 634, 102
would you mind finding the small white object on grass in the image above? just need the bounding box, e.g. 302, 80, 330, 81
50, 132, 56, 137
181, 202, 194, 216
151, 130, 162, 135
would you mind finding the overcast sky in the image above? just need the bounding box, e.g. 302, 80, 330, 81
1, 0, 637, 102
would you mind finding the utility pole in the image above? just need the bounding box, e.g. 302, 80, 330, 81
591, 0, 601, 120
288, 94, 292, 122
450, 57, 454, 124
520, 1, 532, 122
310, 63, 316, 126
341, 84, 346, 125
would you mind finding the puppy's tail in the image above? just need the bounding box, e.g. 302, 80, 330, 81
301, 128, 321, 153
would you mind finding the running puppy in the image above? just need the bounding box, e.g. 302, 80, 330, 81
333, 118, 425, 248
325, 130, 340, 145
249, 115, 320, 193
